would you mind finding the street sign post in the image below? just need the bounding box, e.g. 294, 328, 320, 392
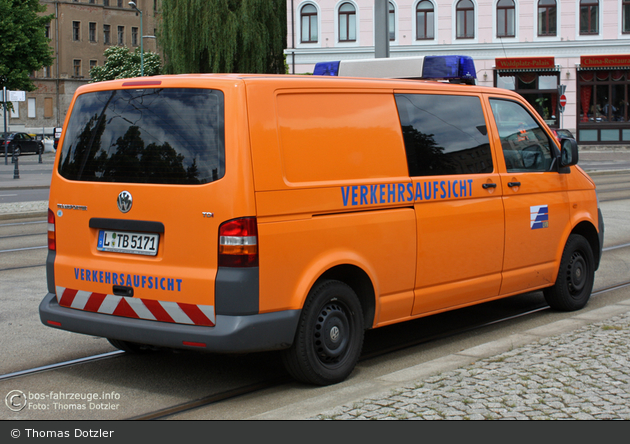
559, 94, 567, 110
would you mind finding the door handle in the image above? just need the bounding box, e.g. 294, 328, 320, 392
507, 182, 521, 187
482, 183, 497, 189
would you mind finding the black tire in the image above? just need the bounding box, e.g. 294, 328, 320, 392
107, 338, 152, 354
543, 234, 595, 311
282, 279, 364, 386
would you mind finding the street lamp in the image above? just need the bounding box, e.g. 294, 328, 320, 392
128, 1, 143, 76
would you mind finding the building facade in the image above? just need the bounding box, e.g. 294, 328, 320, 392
286, 0, 630, 145
2, 0, 160, 135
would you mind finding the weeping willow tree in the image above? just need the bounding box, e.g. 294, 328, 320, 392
159, 0, 286, 74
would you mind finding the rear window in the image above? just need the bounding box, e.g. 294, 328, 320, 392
58, 88, 225, 184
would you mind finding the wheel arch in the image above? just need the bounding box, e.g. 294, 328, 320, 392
315, 264, 376, 331
571, 220, 601, 270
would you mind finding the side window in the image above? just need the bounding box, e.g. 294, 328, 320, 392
395, 94, 493, 177
489, 98, 554, 172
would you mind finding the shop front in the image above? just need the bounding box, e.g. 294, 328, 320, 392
494, 57, 560, 129
577, 55, 630, 144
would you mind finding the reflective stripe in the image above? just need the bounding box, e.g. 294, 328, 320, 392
55, 288, 215, 326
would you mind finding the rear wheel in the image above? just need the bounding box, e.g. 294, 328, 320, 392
543, 234, 595, 311
282, 279, 364, 386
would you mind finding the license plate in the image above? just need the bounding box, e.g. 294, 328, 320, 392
97, 230, 159, 256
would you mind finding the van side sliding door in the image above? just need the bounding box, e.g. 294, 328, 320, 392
395, 93, 505, 316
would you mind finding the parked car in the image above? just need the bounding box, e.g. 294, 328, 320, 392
1, 132, 44, 156
551, 128, 575, 141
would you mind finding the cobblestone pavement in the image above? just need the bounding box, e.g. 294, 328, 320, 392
313, 312, 630, 420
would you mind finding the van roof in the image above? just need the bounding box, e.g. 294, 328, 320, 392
73, 72, 513, 99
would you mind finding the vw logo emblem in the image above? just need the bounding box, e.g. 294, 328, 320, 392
117, 191, 133, 213
329, 326, 340, 343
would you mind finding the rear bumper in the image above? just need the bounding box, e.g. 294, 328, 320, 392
39, 292, 300, 353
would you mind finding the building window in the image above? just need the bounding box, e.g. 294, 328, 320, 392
132, 27, 138, 46
118, 26, 124, 45
339, 2, 356, 42
89, 0, 96, 4
538, 0, 557, 36
300, 4, 318, 43
73, 59, 82, 78
388, 2, 395, 41
577, 70, 629, 143
104, 0, 110, 6
90, 60, 98, 70
623, 0, 630, 34
496, 72, 560, 126
497, 0, 515, 38
44, 97, 53, 119
416, 0, 434, 40
28, 98, 36, 118
89, 22, 97, 42
45, 24, 50, 39
43, 66, 51, 78
73, 21, 80, 41
580, 0, 599, 35
104, 24, 111, 44
118, 0, 123, 7
10, 102, 19, 118
456, 0, 474, 39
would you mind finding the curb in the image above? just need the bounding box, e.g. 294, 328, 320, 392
0, 211, 48, 221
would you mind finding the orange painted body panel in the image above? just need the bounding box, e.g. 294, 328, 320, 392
257, 209, 417, 321
410, 175, 505, 315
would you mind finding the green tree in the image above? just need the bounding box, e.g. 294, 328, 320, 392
159, 0, 286, 74
89, 46, 162, 82
0, 0, 54, 91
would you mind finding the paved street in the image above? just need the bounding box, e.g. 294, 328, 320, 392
313, 308, 630, 420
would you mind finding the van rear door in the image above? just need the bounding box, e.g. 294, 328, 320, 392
50, 84, 254, 326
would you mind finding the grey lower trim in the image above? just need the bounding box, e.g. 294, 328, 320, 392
597, 208, 605, 270
46, 250, 56, 294
39, 292, 299, 353
215, 267, 259, 315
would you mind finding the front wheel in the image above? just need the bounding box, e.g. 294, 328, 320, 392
543, 234, 595, 311
282, 280, 364, 386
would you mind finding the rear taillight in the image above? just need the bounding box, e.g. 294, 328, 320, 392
218, 217, 258, 267
48, 209, 56, 251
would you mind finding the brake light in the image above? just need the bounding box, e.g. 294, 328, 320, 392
48, 209, 56, 251
218, 217, 258, 267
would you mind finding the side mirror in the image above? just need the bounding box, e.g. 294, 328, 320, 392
559, 138, 579, 167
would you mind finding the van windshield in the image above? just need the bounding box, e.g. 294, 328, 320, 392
58, 88, 225, 184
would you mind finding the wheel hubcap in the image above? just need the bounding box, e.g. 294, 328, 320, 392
567, 251, 587, 294
314, 303, 350, 364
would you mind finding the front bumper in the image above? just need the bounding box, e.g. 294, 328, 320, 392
39, 292, 300, 353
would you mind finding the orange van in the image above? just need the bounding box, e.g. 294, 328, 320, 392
40, 57, 604, 385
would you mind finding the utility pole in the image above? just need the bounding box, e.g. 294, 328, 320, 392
374, 0, 389, 58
